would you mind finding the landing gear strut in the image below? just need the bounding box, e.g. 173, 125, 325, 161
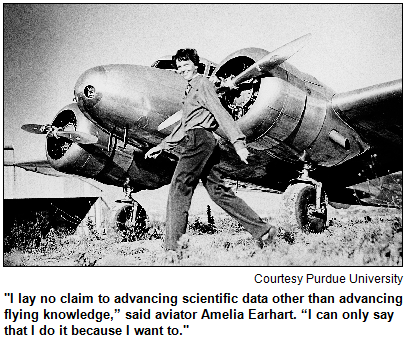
116, 177, 134, 204
279, 161, 327, 233
110, 178, 148, 242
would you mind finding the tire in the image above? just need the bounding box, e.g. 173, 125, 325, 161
110, 202, 148, 242
279, 183, 327, 233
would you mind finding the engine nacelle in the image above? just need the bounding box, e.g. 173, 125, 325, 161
46, 103, 174, 190
215, 48, 368, 167
46, 103, 110, 176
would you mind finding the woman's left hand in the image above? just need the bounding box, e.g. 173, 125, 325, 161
145, 145, 163, 159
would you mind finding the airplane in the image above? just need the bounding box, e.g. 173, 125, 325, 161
21, 34, 402, 235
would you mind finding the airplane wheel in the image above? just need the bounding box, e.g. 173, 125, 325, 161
279, 183, 327, 233
110, 202, 148, 242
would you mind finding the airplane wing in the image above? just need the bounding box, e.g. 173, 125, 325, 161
314, 79, 402, 196
349, 171, 402, 208
7, 158, 109, 195
6, 157, 111, 204
332, 79, 402, 151
8, 159, 70, 177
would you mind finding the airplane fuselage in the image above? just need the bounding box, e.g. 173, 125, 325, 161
73, 51, 368, 173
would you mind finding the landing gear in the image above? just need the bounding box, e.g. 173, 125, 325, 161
279, 160, 327, 233
280, 183, 327, 233
116, 177, 134, 204
110, 201, 148, 242
110, 177, 148, 242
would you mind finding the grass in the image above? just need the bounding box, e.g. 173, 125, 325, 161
3, 205, 402, 267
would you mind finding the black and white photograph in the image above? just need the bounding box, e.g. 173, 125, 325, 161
3, 4, 402, 267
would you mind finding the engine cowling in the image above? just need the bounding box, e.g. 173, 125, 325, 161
214, 48, 368, 167
46, 103, 110, 176
215, 48, 313, 162
46, 103, 175, 190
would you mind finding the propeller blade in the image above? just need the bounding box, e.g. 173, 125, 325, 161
22, 123, 98, 144
157, 110, 183, 131
21, 124, 49, 134
55, 131, 98, 144
229, 33, 311, 88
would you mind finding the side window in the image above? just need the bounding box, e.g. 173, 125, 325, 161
197, 63, 206, 75
207, 65, 216, 77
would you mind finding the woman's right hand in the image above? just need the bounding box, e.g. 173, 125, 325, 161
236, 147, 250, 164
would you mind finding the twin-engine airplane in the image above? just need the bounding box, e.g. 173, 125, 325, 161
22, 34, 402, 233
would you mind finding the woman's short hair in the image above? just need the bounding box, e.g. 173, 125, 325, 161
172, 48, 200, 67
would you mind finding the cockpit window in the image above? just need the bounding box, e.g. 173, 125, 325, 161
208, 65, 216, 77
152, 60, 176, 70
152, 56, 218, 79
152, 59, 207, 75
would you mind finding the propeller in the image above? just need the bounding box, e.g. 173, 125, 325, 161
55, 131, 98, 144
21, 124, 50, 134
157, 109, 183, 131
220, 33, 311, 90
21, 124, 98, 144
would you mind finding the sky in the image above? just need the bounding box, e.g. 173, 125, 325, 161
2, 3, 402, 197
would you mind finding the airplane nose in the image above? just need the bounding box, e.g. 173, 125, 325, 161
74, 66, 107, 110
